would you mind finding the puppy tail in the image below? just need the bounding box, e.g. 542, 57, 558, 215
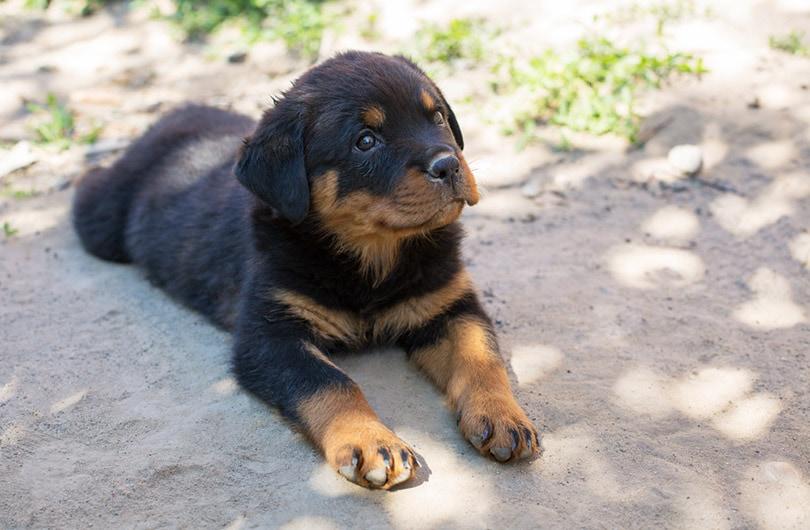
72, 165, 135, 263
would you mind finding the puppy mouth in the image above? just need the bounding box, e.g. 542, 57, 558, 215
378, 199, 465, 232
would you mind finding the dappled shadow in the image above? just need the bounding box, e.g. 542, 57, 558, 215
733, 267, 807, 330
540, 424, 644, 503
613, 365, 782, 441
740, 460, 810, 529
790, 232, 810, 270
606, 243, 705, 289
711, 171, 810, 238
2, 1, 810, 528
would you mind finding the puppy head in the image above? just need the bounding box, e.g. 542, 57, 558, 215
236, 51, 478, 236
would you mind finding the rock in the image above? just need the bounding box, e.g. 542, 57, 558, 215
0, 142, 37, 179
747, 96, 761, 109
667, 144, 703, 176
227, 51, 248, 64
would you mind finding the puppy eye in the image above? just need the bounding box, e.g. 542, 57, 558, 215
433, 111, 446, 126
356, 131, 377, 151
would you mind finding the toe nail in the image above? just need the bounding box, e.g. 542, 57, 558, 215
378, 447, 391, 468
401, 449, 411, 469
510, 429, 519, 451
490, 447, 511, 462
365, 467, 387, 486
481, 420, 492, 443
524, 428, 533, 450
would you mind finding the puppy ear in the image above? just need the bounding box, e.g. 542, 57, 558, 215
393, 54, 464, 150
443, 101, 464, 150
236, 99, 310, 224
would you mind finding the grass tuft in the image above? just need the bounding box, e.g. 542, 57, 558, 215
167, 0, 327, 59
26, 93, 102, 149
3, 222, 19, 238
412, 18, 490, 66
493, 37, 707, 144
769, 31, 810, 57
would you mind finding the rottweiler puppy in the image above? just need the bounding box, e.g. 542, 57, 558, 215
73, 51, 540, 489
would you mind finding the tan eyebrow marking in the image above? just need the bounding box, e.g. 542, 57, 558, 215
420, 89, 436, 112
361, 106, 385, 128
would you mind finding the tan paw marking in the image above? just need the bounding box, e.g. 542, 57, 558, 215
458, 393, 540, 462
330, 428, 418, 489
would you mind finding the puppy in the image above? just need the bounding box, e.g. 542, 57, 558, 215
73, 51, 540, 489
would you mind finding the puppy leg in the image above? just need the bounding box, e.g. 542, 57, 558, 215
400, 298, 540, 462
233, 313, 417, 489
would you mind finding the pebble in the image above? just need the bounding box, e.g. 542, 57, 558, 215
667, 144, 703, 176
227, 51, 248, 64
0, 141, 37, 179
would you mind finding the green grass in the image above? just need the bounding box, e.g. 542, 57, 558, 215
412, 18, 490, 66
25, 0, 117, 16
769, 31, 810, 57
26, 94, 75, 147
26, 93, 102, 149
3, 222, 19, 238
167, 0, 327, 59
596, 0, 706, 37
2, 189, 38, 200
493, 37, 707, 144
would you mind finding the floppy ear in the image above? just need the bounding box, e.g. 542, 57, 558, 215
393, 54, 464, 150
235, 99, 310, 224
443, 99, 464, 150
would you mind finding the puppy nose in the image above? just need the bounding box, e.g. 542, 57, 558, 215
428, 155, 460, 181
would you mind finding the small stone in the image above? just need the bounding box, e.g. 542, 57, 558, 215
520, 178, 543, 198
667, 144, 703, 176
0, 141, 37, 179
746, 96, 761, 109
227, 51, 248, 64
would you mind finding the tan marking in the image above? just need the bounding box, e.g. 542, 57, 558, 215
302, 341, 340, 369
458, 155, 480, 205
298, 386, 378, 446
373, 269, 473, 339
412, 316, 507, 406
274, 289, 363, 345
273, 270, 473, 344
361, 106, 385, 128
298, 386, 416, 489
410, 316, 539, 460
420, 89, 436, 112
311, 170, 466, 284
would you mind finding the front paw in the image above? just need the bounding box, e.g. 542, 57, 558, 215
324, 419, 418, 489
457, 393, 540, 462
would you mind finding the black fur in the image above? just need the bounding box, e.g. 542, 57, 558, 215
73, 51, 486, 433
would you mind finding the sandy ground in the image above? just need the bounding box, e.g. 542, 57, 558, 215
2, 1, 810, 528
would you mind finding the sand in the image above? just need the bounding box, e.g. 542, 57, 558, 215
1, 1, 809, 528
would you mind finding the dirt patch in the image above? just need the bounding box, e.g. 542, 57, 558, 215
2, 1, 809, 528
